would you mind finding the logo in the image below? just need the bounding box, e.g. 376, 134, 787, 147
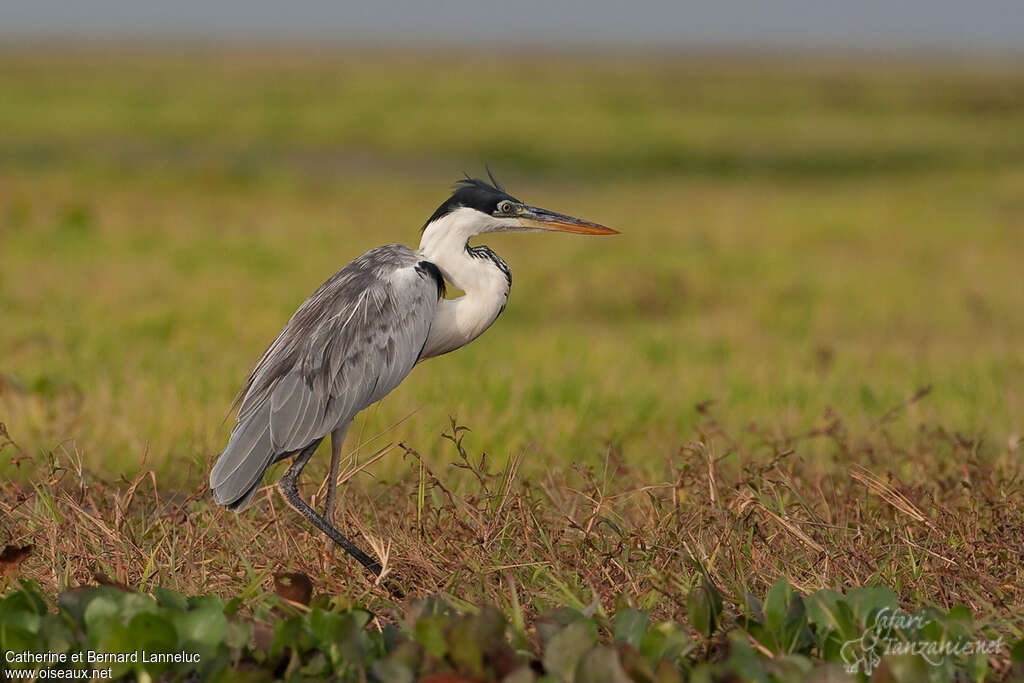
840, 607, 1004, 675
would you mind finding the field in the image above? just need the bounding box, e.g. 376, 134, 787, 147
1, 48, 1023, 680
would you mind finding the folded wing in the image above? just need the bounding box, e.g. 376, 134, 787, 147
210, 245, 443, 510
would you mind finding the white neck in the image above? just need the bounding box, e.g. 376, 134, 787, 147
417, 208, 511, 359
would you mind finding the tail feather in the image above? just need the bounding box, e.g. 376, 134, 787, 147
210, 402, 277, 511
225, 477, 263, 511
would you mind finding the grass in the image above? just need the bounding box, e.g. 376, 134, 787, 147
1, 47, 1023, 679
2, 409, 1022, 679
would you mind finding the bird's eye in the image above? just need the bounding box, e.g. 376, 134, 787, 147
496, 200, 515, 215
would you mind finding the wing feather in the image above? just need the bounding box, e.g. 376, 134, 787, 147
210, 245, 442, 509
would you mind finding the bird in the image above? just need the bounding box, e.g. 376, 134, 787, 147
209, 174, 617, 576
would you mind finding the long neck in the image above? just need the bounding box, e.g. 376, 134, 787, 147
417, 209, 511, 359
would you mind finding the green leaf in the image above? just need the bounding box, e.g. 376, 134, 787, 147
446, 615, 485, 676
91, 619, 137, 679
309, 608, 343, 646
844, 585, 898, 625
876, 652, 932, 681
804, 590, 858, 661
742, 590, 764, 624
0, 593, 42, 635
761, 577, 813, 654
269, 615, 309, 657
613, 608, 648, 648
224, 618, 252, 651
946, 604, 972, 627
0, 624, 38, 652
130, 611, 178, 651
803, 589, 844, 634
335, 610, 375, 668
767, 653, 814, 679
1011, 638, 1024, 665
653, 658, 684, 683
380, 640, 423, 676
370, 659, 415, 683
188, 594, 227, 613
413, 614, 448, 659
15, 581, 48, 615
725, 630, 769, 682
536, 607, 587, 644
504, 666, 538, 683
82, 593, 121, 633
153, 585, 189, 611
56, 587, 94, 626
575, 646, 631, 683
172, 603, 228, 656
639, 622, 692, 666
473, 605, 508, 656
1010, 639, 1024, 680
37, 614, 77, 655
687, 578, 723, 638
543, 619, 598, 681
763, 577, 792, 636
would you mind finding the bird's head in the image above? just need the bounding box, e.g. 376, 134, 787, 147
420, 175, 618, 246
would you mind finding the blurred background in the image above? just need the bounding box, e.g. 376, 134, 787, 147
1, 2, 1022, 482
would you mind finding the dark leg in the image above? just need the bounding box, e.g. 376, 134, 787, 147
323, 424, 349, 527
278, 438, 382, 576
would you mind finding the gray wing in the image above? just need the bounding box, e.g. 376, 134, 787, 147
210, 244, 444, 510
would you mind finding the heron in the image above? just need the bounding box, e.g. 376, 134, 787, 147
209, 175, 617, 576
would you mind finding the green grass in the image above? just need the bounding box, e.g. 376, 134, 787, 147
1, 50, 1022, 480
1, 47, 1023, 679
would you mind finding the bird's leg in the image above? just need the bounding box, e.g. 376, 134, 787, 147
278, 438, 382, 576
323, 425, 348, 527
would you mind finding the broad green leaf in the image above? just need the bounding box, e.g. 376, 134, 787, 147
536, 607, 587, 644
575, 645, 631, 683
473, 605, 508, 655
370, 659, 414, 683
0, 624, 38, 652
742, 590, 764, 623
446, 615, 484, 676
269, 615, 309, 657
153, 585, 189, 611
725, 630, 769, 682
767, 653, 814, 679
504, 666, 538, 683
37, 614, 77, 655
91, 619, 137, 679
653, 658, 684, 683
543, 619, 598, 681
413, 614, 448, 659
335, 610, 375, 668
224, 618, 252, 651
763, 577, 792, 636
877, 652, 931, 681
129, 611, 178, 652
613, 608, 648, 648
803, 589, 844, 634
309, 608, 343, 646
172, 603, 227, 653
1011, 638, 1024, 666
15, 581, 48, 615
0, 595, 41, 635
804, 590, 858, 661
946, 604, 972, 627
761, 577, 812, 654
844, 585, 898, 625
639, 622, 692, 666
381, 640, 423, 676
687, 579, 722, 638
82, 593, 121, 634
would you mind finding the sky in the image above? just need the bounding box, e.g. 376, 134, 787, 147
1, 0, 1023, 51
